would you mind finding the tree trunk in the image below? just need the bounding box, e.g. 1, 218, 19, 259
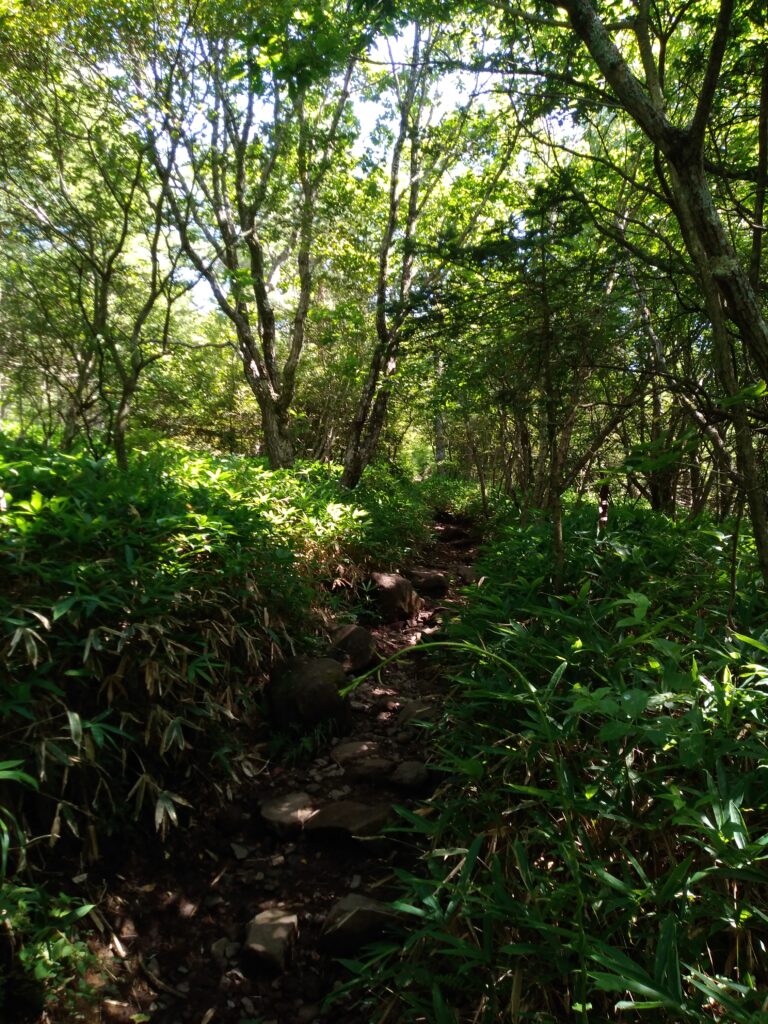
342, 380, 393, 488
434, 411, 446, 467
257, 394, 293, 468
750, 54, 768, 289
669, 159, 768, 382
341, 28, 426, 488
113, 387, 134, 472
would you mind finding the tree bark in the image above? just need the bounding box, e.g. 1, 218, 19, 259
750, 54, 768, 289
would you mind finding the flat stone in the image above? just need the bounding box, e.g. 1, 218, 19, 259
304, 801, 392, 837
327, 787, 351, 800
390, 761, 429, 789
397, 699, 439, 728
265, 657, 351, 732
331, 740, 380, 765
320, 894, 402, 954
211, 937, 230, 962
243, 909, 298, 971
455, 564, 479, 584
260, 792, 315, 833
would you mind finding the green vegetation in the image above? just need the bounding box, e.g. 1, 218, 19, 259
0, 441, 433, 1010
0, 440, 430, 846
339, 507, 768, 1021
2, 0, 768, 1018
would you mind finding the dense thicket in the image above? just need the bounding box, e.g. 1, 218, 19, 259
2, 0, 768, 1020
338, 503, 768, 1022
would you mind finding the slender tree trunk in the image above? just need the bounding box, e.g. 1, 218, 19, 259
750, 54, 768, 289
465, 418, 489, 518
113, 384, 135, 472
342, 29, 426, 488
434, 412, 446, 467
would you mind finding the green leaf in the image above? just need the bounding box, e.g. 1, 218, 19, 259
654, 914, 682, 1002
0, 761, 38, 789
732, 632, 768, 655
67, 710, 83, 749
52, 594, 78, 620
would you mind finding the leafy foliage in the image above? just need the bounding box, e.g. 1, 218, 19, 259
0, 439, 428, 850
0, 436, 436, 1010
339, 503, 768, 1022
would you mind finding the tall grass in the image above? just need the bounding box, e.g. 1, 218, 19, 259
339, 504, 768, 1022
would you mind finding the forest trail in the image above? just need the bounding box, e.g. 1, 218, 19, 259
82, 518, 480, 1024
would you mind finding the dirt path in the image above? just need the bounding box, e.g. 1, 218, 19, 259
82, 519, 479, 1024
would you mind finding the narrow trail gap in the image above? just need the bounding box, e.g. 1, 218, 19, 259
85, 515, 482, 1024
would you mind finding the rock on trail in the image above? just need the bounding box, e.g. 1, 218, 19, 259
243, 910, 299, 971
266, 656, 351, 731
328, 625, 378, 673
370, 572, 422, 622
406, 568, 450, 597
320, 894, 403, 954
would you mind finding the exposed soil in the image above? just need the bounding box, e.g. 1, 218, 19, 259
46, 519, 480, 1024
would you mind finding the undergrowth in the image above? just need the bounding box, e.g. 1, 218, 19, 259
338, 502, 768, 1023
0, 438, 432, 1011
